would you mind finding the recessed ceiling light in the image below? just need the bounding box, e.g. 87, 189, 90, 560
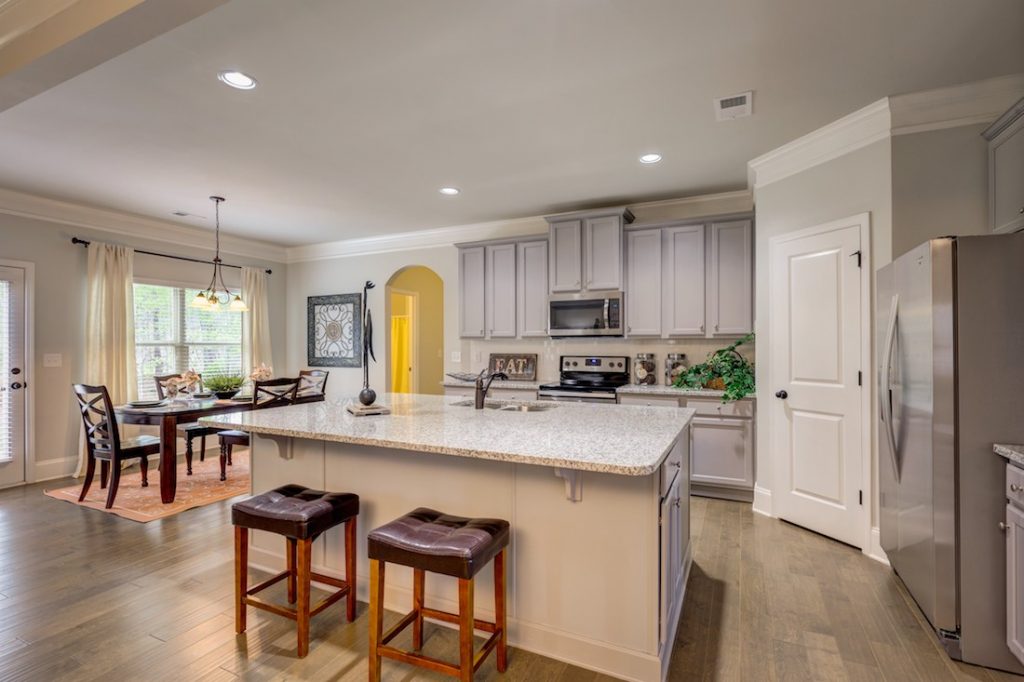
439, 187, 460, 196
639, 153, 663, 164
218, 70, 257, 90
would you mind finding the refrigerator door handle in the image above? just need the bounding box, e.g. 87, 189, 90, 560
880, 294, 900, 482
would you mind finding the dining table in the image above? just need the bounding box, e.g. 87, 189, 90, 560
114, 393, 326, 504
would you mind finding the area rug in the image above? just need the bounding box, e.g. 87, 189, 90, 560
44, 450, 250, 522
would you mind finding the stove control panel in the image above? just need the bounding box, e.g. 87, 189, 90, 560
560, 355, 629, 373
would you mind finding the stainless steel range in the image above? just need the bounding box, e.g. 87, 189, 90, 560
537, 355, 630, 403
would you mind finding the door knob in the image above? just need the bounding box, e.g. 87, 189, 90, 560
775, 390, 788, 399
1012, 483, 1022, 493
999, 522, 1008, 531
10, 382, 23, 390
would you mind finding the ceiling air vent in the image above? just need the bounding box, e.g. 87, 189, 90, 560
714, 91, 753, 121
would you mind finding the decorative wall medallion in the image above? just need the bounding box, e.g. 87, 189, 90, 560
307, 294, 362, 367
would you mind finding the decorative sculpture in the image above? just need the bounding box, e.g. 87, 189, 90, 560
358, 280, 377, 406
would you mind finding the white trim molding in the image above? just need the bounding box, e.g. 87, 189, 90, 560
0, 258, 34, 486
890, 72, 1024, 136
865, 526, 889, 565
748, 98, 891, 189
752, 484, 772, 517
0, 187, 288, 263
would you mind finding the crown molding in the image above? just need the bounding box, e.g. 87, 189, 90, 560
747, 98, 891, 190
0, 186, 289, 262
890, 72, 1024, 136
284, 190, 753, 263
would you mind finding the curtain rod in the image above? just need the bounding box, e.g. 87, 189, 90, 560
70, 237, 272, 274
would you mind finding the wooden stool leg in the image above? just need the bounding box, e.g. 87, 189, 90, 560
458, 577, 475, 682
235, 526, 248, 634
494, 549, 508, 672
368, 559, 385, 682
296, 537, 312, 657
286, 538, 297, 605
412, 568, 425, 650
345, 518, 357, 622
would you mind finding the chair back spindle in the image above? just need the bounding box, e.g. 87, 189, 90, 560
72, 384, 121, 455
298, 369, 329, 397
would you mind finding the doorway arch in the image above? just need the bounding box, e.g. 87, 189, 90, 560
385, 266, 444, 395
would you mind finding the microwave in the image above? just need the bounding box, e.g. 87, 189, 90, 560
548, 291, 624, 337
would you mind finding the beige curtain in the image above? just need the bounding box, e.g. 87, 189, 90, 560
77, 243, 136, 476
241, 266, 273, 374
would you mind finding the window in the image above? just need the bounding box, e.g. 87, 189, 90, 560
134, 283, 243, 399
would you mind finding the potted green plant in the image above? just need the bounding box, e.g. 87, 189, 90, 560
205, 374, 245, 400
673, 333, 755, 402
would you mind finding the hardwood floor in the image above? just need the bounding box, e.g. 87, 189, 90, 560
0, 481, 1019, 681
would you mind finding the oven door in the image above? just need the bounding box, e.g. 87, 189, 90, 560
548, 292, 623, 337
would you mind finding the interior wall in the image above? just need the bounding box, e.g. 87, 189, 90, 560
0, 213, 287, 481
891, 123, 990, 257
387, 266, 444, 395
752, 139, 893, 544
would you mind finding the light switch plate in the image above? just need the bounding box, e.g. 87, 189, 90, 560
43, 353, 62, 368
450, 351, 462, 363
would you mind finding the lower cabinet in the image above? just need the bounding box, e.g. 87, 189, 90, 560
658, 436, 690, 653
690, 416, 754, 491
1008, 492, 1024, 664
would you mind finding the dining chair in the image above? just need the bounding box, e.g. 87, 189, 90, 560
217, 377, 301, 481
298, 369, 329, 397
154, 373, 224, 476
73, 384, 161, 509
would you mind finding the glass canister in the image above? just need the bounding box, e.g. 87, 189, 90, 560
665, 353, 688, 386
634, 353, 657, 385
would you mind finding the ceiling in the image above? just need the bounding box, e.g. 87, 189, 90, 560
0, 0, 1021, 247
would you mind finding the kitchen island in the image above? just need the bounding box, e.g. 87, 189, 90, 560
203, 393, 694, 681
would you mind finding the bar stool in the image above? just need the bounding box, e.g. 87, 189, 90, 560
367, 508, 509, 681
231, 484, 359, 657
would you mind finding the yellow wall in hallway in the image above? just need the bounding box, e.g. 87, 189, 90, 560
387, 266, 444, 395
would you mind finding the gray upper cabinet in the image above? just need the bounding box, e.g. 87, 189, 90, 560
707, 220, 753, 336
485, 244, 517, 338
663, 225, 706, 336
984, 97, 1024, 235
584, 215, 623, 291
547, 208, 632, 294
548, 219, 582, 292
459, 246, 486, 338
626, 229, 662, 336
517, 240, 548, 337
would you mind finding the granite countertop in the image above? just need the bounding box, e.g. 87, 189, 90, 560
995, 443, 1024, 468
442, 379, 543, 390
201, 393, 695, 476
616, 384, 755, 400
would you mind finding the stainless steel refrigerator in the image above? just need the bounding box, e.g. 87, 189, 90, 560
878, 234, 1024, 674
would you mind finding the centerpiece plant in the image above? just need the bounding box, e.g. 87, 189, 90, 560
673, 333, 755, 403
205, 374, 245, 399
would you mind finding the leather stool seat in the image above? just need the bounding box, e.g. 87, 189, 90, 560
368, 507, 510, 579
233, 484, 359, 539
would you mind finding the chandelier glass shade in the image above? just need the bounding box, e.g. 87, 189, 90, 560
190, 196, 248, 312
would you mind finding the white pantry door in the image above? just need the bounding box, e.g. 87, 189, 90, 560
769, 216, 867, 548
0, 265, 27, 488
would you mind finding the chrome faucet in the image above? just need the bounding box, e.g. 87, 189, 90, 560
475, 370, 509, 409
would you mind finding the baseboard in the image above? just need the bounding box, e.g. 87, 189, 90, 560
752, 484, 773, 517
865, 526, 889, 565
31, 456, 77, 482
247, 545, 663, 682
691, 484, 754, 503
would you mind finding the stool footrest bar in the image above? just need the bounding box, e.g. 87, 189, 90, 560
421, 606, 498, 634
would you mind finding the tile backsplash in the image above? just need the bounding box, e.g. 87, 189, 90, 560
459, 336, 754, 385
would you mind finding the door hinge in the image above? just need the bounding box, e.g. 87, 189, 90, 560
851, 250, 862, 268
858, 490, 863, 505
857, 371, 862, 386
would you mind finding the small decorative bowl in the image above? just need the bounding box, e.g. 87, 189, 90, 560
214, 389, 240, 400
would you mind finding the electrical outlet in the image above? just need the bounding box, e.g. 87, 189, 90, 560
450, 351, 462, 363
43, 353, 62, 368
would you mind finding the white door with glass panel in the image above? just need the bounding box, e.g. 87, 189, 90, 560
769, 216, 867, 548
0, 265, 27, 488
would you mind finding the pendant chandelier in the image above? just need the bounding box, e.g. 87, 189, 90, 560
190, 196, 248, 312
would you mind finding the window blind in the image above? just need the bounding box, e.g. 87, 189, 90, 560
134, 283, 243, 399
0, 279, 11, 462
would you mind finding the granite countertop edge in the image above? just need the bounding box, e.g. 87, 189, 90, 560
994, 443, 1024, 468
444, 379, 754, 400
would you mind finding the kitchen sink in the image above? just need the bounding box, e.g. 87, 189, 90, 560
450, 399, 555, 412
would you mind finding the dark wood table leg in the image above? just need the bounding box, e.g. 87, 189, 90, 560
160, 414, 178, 503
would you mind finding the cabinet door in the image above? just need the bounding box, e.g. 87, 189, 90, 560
485, 244, 516, 338
584, 215, 623, 291
549, 220, 582, 293
708, 220, 752, 336
517, 240, 548, 337
459, 246, 486, 338
991, 120, 1024, 234
618, 394, 681, 408
626, 229, 662, 336
690, 416, 754, 489
1008, 503, 1024, 664
663, 225, 706, 336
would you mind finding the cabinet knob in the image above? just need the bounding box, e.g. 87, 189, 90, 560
999, 522, 1008, 531
1019, 206, 1024, 214
700, 324, 705, 333
1012, 483, 1022, 493
714, 323, 719, 332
